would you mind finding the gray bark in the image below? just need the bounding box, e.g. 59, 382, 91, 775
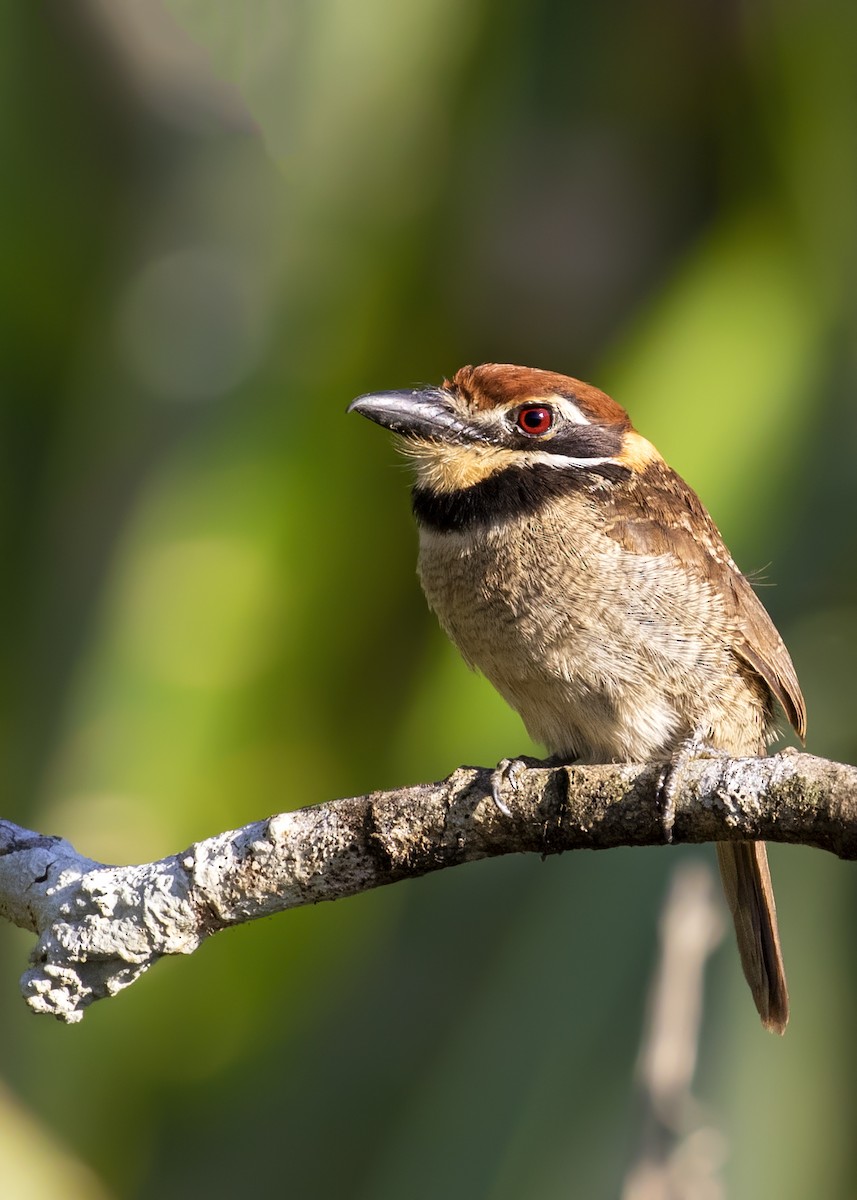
1, 750, 853, 1022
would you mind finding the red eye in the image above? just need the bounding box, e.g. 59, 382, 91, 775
516, 405, 553, 436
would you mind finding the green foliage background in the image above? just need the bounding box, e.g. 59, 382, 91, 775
2, 2, 856, 1196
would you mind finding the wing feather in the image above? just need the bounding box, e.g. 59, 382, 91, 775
602, 462, 806, 739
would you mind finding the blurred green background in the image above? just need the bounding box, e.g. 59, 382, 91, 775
2, 2, 856, 1197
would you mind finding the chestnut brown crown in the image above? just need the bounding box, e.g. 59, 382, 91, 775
447, 363, 632, 428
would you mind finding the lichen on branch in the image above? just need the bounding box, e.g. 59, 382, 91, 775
0, 751, 853, 1022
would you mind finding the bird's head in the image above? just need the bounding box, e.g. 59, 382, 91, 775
348, 364, 660, 499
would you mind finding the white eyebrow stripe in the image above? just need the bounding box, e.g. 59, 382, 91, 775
552, 396, 591, 425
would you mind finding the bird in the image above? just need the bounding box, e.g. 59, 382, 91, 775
348, 363, 805, 1034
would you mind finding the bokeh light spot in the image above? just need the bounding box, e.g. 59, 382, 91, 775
116, 246, 269, 401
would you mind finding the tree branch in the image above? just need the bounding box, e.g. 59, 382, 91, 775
1, 751, 854, 1022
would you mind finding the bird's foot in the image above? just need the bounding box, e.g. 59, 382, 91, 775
489, 755, 544, 816
657, 737, 728, 844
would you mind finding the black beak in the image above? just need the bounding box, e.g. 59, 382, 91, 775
348, 387, 481, 442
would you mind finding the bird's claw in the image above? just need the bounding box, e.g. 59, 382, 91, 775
490, 756, 535, 816
656, 762, 678, 844
658, 737, 729, 843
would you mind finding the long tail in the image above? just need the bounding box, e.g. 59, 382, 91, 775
715, 841, 789, 1034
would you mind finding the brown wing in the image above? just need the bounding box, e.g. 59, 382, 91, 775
601, 459, 806, 740
723, 565, 806, 740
